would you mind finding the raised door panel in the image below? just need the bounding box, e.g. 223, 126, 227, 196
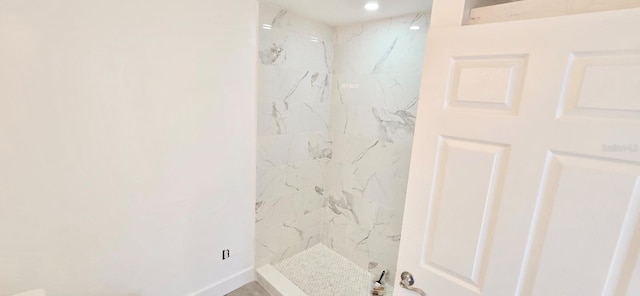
423, 137, 510, 293
559, 51, 640, 120
518, 153, 640, 296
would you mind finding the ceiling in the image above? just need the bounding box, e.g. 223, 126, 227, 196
262, 0, 433, 26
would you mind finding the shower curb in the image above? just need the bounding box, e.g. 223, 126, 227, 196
256, 264, 308, 296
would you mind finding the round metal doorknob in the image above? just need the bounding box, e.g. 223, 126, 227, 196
401, 271, 415, 286
400, 271, 426, 296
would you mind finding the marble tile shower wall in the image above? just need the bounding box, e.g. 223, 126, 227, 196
254, 3, 430, 280
255, 4, 334, 267
321, 14, 429, 281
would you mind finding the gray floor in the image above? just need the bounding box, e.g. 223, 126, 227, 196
225, 281, 271, 296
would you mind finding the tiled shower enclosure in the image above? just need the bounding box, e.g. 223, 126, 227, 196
255, 3, 429, 294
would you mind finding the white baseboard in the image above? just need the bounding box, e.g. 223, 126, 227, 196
187, 266, 255, 296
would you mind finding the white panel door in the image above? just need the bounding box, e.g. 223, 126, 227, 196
396, 4, 640, 296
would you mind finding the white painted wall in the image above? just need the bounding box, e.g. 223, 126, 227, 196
0, 1, 257, 295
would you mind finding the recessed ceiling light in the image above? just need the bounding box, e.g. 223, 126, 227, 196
262, 24, 272, 30
364, 2, 379, 11
409, 25, 420, 30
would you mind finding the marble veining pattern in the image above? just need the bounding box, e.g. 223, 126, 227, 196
259, 42, 286, 66
256, 3, 429, 291
323, 13, 429, 283
256, 3, 334, 268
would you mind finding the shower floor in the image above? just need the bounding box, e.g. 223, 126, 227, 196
273, 244, 393, 296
